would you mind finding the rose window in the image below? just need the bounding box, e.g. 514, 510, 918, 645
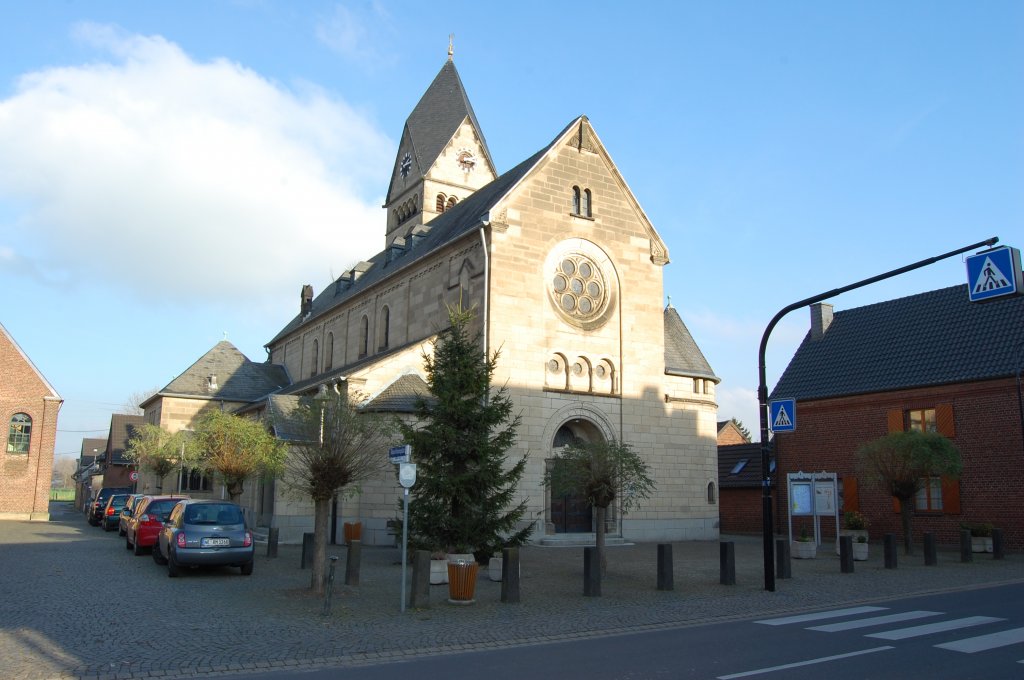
551, 254, 606, 321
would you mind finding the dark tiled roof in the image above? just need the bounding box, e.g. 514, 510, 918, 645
363, 374, 432, 413
718, 443, 767, 489
771, 282, 1024, 402
264, 394, 307, 443
664, 306, 717, 379
107, 414, 144, 466
267, 123, 569, 349
79, 437, 108, 466
385, 60, 495, 206
157, 341, 289, 403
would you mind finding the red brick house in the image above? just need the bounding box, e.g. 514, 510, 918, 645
98, 414, 145, 490
771, 282, 1024, 549
0, 321, 62, 520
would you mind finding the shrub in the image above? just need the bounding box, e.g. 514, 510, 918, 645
843, 510, 870, 531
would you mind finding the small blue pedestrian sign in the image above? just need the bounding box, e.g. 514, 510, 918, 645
770, 399, 796, 433
965, 246, 1022, 303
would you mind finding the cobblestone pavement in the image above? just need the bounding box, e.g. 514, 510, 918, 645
1, 502, 1021, 680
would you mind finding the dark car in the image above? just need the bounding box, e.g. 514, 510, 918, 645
117, 494, 146, 536
154, 499, 254, 577
125, 495, 190, 555
87, 486, 132, 526
101, 494, 130, 531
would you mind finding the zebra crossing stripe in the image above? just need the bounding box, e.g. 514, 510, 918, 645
866, 616, 1004, 640
936, 627, 1024, 653
809, 610, 942, 632
754, 606, 887, 626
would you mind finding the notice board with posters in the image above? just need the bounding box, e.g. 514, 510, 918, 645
786, 472, 838, 545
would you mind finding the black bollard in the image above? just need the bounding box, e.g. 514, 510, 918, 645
839, 535, 854, 573
884, 533, 898, 569
960, 529, 973, 563
501, 547, 521, 603
266, 527, 279, 558
719, 541, 736, 586
923, 532, 937, 566
300, 532, 315, 569
583, 546, 601, 596
775, 538, 791, 579
992, 528, 1005, 560
409, 550, 430, 609
344, 539, 362, 586
656, 544, 674, 591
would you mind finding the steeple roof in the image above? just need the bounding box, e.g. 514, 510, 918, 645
385, 59, 495, 205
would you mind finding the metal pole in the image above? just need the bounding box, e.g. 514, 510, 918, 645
1015, 341, 1024, 458
322, 555, 339, 616
401, 487, 409, 613
757, 236, 998, 592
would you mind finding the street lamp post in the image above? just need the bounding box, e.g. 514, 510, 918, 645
757, 236, 998, 592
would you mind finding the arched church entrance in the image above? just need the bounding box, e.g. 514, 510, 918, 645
548, 419, 604, 534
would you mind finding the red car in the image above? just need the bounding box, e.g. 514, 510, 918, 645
125, 495, 190, 556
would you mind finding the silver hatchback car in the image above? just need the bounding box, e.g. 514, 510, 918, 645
154, 499, 254, 577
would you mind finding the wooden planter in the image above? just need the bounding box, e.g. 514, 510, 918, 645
343, 522, 362, 545
447, 561, 479, 605
792, 540, 817, 559
971, 537, 993, 553
835, 530, 869, 556
852, 541, 869, 561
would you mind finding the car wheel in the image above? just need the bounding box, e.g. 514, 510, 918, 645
103, 522, 112, 532
240, 561, 254, 576
167, 553, 179, 578
133, 537, 144, 556
118, 526, 125, 537
87, 518, 97, 526
152, 545, 167, 565
125, 536, 132, 550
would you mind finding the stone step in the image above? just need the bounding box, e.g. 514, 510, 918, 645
538, 533, 627, 547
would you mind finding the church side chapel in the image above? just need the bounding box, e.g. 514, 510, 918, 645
253, 48, 721, 546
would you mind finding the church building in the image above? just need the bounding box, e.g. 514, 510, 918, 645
258, 54, 722, 545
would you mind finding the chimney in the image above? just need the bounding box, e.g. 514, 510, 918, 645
810, 302, 834, 340
300, 284, 313, 316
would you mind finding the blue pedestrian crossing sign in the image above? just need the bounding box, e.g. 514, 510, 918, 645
965, 246, 1022, 303
770, 399, 796, 433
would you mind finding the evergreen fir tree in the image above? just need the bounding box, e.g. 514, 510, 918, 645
401, 304, 531, 562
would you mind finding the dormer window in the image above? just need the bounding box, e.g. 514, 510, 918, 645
207, 375, 218, 391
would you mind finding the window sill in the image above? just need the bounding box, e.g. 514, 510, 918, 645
568, 213, 595, 221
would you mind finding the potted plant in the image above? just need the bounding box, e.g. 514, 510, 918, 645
792, 526, 817, 559
962, 522, 994, 553
836, 510, 870, 555
852, 534, 869, 561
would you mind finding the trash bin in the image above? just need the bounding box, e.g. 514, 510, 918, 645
446, 560, 479, 605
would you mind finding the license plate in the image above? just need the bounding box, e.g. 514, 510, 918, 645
202, 538, 230, 547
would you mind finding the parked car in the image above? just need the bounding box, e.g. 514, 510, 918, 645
125, 495, 190, 556
117, 494, 146, 536
87, 486, 131, 526
154, 499, 254, 577
100, 494, 130, 531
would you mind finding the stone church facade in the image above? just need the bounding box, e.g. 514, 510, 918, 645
258, 57, 721, 546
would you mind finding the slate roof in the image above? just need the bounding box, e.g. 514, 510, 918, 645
152, 341, 289, 404
385, 60, 495, 206
664, 305, 718, 380
718, 443, 767, 489
79, 437, 107, 466
263, 394, 307, 443
267, 124, 566, 348
363, 374, 432, 413
106, 414, 144, 466
771, 282, 1024, 402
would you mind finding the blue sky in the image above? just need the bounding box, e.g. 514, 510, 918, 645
2, 1, 1021, 457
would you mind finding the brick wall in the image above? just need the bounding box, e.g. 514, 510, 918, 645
774, 378, 1024, 549
719, 487, 762, 534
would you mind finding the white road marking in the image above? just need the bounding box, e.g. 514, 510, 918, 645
936, 627, 1024, 653
716, 646, 894, 679
809, 610, 942, 632
867, 616, 1004, 640
754, 606, 888, 626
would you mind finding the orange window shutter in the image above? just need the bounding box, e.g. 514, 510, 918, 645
941, 476, 961, 515
936, 403, 955, 438
887, 409, 904, 433
842, 477, 860, 512
892, 496, 901, 514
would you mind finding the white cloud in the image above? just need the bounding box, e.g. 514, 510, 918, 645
0, 24, 393, 311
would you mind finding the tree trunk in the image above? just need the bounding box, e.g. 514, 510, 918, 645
596, 504, 607, 575
310, 497, 330, 594
227, 478, 245, 503
899, 496, 914, 555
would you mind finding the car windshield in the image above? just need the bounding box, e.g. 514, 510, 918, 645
110, 496, 127, 507
145, 500, 179, 516
184, 504, 243, 525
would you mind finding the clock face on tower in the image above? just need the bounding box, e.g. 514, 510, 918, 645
400, 152, 412, 179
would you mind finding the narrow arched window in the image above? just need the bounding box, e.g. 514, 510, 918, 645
436, 194, 446, 213
378, 305, 390, 350
572, 186, 581, 215
446, 196, 457, 209
7, 413, 31, 454
707, 481, 716, 504
325, 332, 334, 372
583, 189, 592, 217
310, 339, 319, 378
359, 315, 369, 357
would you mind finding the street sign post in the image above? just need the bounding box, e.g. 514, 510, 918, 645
399, 463, 416, 613
966, 246, 1022, 302
389, 444, 411, 464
